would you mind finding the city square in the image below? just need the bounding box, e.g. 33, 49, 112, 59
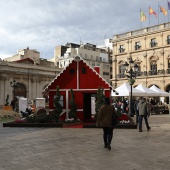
0, 114, 170, 170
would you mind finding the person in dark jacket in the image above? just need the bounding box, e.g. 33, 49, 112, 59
96, 97, 117, 150
134, 98, 139, 125
138, 97, 151, 132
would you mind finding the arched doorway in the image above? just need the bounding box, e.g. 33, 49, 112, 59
148, 84, 160, 105
14, 83, 27, 98
165, 84, 170, 104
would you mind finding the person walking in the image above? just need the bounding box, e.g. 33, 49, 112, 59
96, 97, 117, 150
138, 97, 151, 132
134, 98, 139, 125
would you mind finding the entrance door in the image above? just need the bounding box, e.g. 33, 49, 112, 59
166, 85, 170, 104
14, 83, 27, 98
83, 93, 96, 121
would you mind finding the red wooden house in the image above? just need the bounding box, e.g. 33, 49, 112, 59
44, 56, 117, 121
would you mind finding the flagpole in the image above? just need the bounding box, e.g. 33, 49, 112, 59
149, 6, 150, 27
140, 8, 142, 29
168, 0, 170, 23
158, 3, 160, 24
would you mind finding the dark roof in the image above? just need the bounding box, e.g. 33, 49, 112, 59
14, 58, 38, 64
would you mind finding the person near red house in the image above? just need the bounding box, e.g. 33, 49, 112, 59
96, 97, 117, 150
138, 97, 151, 132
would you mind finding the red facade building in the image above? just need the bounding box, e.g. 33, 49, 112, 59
44, 56, 116, 121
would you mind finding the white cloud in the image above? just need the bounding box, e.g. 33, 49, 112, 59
0, 0, 168, 59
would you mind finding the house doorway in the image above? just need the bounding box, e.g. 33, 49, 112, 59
14, 83, 27, 98
165, 84, 170, 104
83, 93, 96, 122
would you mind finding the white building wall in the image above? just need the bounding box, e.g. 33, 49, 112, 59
4, 55, 21, 62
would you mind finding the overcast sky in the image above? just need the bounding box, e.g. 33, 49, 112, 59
0, 0, 169, 60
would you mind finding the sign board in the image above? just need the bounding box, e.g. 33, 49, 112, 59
36, 98, 45, 108
18, 97, 28, 113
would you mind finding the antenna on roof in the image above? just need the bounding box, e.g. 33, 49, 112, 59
80, 37, 81, 45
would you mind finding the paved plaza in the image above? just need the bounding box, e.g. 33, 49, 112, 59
0, 115, 170, 170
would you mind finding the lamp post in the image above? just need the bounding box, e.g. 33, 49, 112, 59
124, 58, 139, 117
10, 80, 18, 99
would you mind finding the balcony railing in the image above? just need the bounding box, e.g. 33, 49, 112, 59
116, 69, 170, 78
157, 70, 165, 74
166, 68, 170, 74
167, 39, 170, 45
117, 74, 126, 78
150, 42, 157, 47
119, 48, 125, 53
134, 45, 141, 50
148, 70, 157, 75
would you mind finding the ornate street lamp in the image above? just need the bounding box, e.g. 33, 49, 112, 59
10, 80, 18, 99
124, 58, 139, 117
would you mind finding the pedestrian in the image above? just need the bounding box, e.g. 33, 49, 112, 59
134, 98, 139, 125
10, 99, 15, 111
138, 97, 151, 132
96, 97, 117, 150
10, 97, 17, 111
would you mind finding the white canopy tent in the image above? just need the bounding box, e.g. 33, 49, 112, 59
149, 85, 170, 97
149, 85, 170, 115
111, 83, 145, 96
135, 84, 160, 96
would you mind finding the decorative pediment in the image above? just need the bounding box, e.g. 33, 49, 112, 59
134, 58, 142, 64
118, 60, 126, 65
149, 55, 159, 61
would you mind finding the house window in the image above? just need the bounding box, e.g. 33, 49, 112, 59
91, 55, 93, 59
103, 64, 109, 69
82, 67, 87, 74
85, 54, 87, 58
119, 45, 125, 53
53, 95, 64, 107
135, 41, 141, 50
150, 62, 157, 71
168, 60, 170, 68
150, 62, 157, 75
150, 38, 157, 47
167, 35, 170, 44
96, 63, 100, 66
96, 56, 99, 61
136, 64, 141, 72
69, 69, 75, 74
103, 72, 109, 75
92, 62, 95, 67
119, 65, 126, 74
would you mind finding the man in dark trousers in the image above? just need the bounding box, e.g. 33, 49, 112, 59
134, 98, 139, 125
96, 97, 117, 151
138, 97, 151, 132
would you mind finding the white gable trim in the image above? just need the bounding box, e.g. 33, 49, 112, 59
43, 56, 117, 93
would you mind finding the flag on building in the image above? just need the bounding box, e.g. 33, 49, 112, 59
149, 7, 157, 18
140, 11, 147, 21
160, 5, 167, 16
168, 1, 170, 10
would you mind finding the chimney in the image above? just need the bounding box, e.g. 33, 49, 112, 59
94, 66, 100, 74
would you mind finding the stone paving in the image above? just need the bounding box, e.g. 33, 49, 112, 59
0, 114, 170, 170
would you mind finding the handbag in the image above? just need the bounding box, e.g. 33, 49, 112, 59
112, 106, 118, 127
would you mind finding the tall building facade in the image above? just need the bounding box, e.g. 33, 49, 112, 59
111, 22, 170, 102
0, 47, 61, 107
4, 47, 40, 64
0, 59, 61, 107
51, 42, 111, 83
